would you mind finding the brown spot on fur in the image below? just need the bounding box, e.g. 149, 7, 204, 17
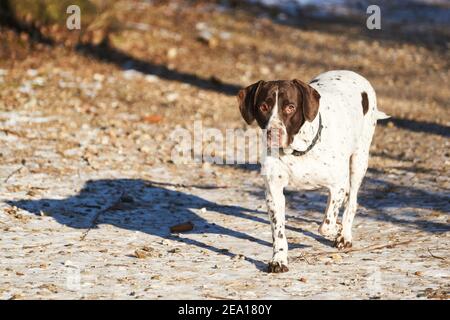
267, 262, 289, 273
325, 219, 330, 224
361, 92, 369, 115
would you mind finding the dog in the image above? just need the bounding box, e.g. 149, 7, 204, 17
237, 70, 389, 273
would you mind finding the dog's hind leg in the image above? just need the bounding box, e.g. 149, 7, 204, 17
318, 185, 348, 238
335, 148, 369, 249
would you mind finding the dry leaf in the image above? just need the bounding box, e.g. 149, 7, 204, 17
170, 221, 194, 233
330, 253, 342, 262
39, 284, 59, 293
142, 115, 163, 124
134, 249, 149, 259
134, 246, 159, 259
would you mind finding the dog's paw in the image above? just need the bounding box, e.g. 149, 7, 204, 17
334, 234, 352, 250
318, 221, 341, 238
267, 260, 289, 273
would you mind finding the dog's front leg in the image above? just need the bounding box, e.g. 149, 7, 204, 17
264, 169, 289, 273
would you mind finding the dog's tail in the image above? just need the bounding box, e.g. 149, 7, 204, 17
374, 110, 390, 120
366, 88, 390, 121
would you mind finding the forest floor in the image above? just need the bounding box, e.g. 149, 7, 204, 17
0, 0, 449, 299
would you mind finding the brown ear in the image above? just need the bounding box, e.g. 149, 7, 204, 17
293, 79, 321, 122
237, 80, 264, 125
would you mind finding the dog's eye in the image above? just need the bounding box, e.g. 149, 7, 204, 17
259, 103, 269, 113
284, 104, 296, 114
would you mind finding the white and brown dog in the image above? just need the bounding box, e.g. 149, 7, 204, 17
237, 70, 389, 273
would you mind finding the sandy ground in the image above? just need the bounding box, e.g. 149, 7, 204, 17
0, 0, 449, 299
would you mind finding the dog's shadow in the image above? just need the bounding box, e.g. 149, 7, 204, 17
7, 178, 316, 271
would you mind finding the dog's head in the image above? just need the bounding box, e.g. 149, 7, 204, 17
237, 80, 320, 148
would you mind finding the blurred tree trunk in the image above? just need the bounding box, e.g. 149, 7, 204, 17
0, 0, 17, 28
0, 0, 53, 44
1, 0, 118, 47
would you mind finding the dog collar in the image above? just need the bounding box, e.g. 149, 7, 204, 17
281, 113, 322, 157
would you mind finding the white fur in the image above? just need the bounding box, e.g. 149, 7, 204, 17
263, 70, 388, 270
266, 89, 289, 147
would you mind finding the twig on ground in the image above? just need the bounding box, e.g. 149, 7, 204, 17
80, 190, 124, 241
308, 239, 415, 258
427, 248, 446, 260
298, 251, 313, 265
4, 166, 23, 183
1, 128, 62, 142
203, 294, 234, 300
0, 128, 26, 138
22, 243, 52, 249
146, 180, 230, 189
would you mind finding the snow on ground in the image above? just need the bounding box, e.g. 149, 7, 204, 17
249, 0, 450, 25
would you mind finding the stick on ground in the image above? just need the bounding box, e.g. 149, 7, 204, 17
4, 166, 23, 183
427, 248, 446, 260
307, 238, 416, 258
80, 190, 124, 241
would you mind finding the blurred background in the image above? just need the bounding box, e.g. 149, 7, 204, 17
0, 0, 448, 169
